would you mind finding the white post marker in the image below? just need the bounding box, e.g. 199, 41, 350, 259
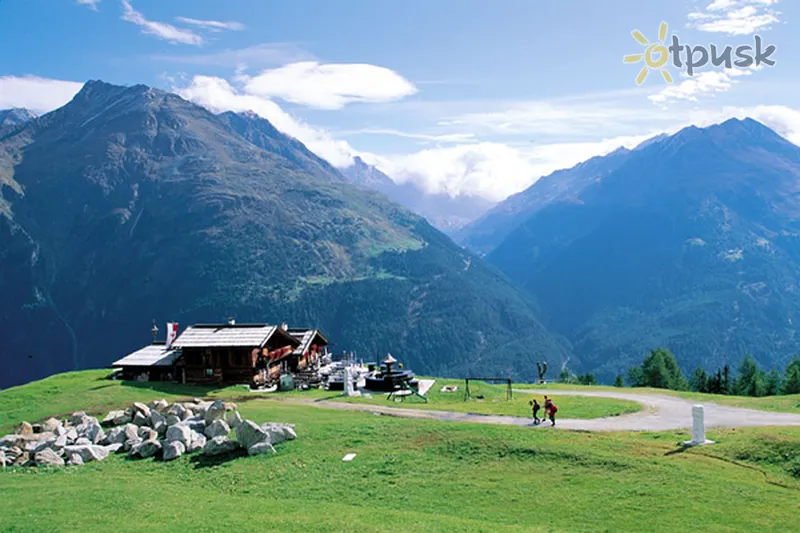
343, 366, 360, 397
342, 453, 357, 462
683, 404, 715, 446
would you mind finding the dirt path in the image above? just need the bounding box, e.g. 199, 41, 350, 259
284, 390, 800, 432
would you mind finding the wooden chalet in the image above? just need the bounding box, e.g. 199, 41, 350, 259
172, 323, 300, 385
111, 343, 182, 382
286, 328, 329, 371
112, 321, 331, 387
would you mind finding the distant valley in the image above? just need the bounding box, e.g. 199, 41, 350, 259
458, 118, 800, 380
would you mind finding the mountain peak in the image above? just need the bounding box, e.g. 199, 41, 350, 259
0, 107, 37, 128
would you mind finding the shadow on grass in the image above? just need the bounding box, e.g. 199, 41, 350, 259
189, 448, 248, 468
664, 445, 692, 457
119, 380, 221, 398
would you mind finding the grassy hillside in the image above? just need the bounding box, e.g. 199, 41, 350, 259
1, 371, 800, 532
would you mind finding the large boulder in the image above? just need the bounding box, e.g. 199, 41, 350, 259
65, 428, 78, 443
236, 421, 268, 450
193, 401, 212, 418
123, 438, 142, 453
35, 448, 65, 467
69, 412, 87, 426
149, 399, 169, 413
74, 437, 92, 446
42, 418, 62, 433
150, 411, 167, 436
202, 436, 239, 456
204, 420, 230, 439
77, 421, 104, 444
226, 411, 243, 428
188, 431, 206, 453
63, 444, 108, 463
182, 417, 206, 433
130, 439, 161, 459
165, 425, 192, 448
123, 424, 140, 442
67, 453, 84, 466
31, 438, 58, 455
54, 434, 69, 450
104, 443, 124, 454
149, 410, 166, 427
163, 441, 185, 462
132, 411, 149, 427
0, 435, 24, 449
261, 423, 297, 445
103, 427, 127, 445
17, 421, 34, 436
13, 451, 31, 467
101, 410, 130, 427
137, 427, 157, 442
247, 442, 276, 456
204, 401, 226, 425
0, 450, 6, 470
167, 403, 187, 420
132, 402, 151, 419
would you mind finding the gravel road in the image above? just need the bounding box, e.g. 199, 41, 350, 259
306, 389, 800, 432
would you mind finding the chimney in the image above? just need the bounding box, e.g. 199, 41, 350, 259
227, 317, 236, 325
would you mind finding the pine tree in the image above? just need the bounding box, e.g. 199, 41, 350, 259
631, 348, 688, 391
782, 357, 800, 395
614, 374, 624, 387
734, 355, 765, 397
721, 365, 732, 395
765, 370, 782, 396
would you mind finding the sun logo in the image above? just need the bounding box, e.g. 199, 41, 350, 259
624, 21, 674, 85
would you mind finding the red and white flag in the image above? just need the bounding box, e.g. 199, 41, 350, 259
165, 322, 179, 349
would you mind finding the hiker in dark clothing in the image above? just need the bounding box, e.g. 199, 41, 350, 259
529, 399, 541, 424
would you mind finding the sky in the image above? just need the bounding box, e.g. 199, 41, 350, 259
1, 0, 798, 202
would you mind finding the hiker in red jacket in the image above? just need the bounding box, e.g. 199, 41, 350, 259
544, 396, 557, 426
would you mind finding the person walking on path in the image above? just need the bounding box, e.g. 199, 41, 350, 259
529, 398, 541, 424
543, 396, 557, 426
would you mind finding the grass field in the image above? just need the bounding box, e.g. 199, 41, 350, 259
1, 371, 800, 532
519, 382, 800, 413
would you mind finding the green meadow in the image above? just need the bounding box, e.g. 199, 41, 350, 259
1, 371, 799, 532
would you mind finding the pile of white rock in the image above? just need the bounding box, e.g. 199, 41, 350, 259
0, 398, 296, 469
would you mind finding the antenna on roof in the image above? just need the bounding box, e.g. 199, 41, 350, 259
151, 320, 159, 344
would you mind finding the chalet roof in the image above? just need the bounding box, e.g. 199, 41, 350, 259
288, 328, 329, 356
173, 324, 298, 349
112, 344, 182, 368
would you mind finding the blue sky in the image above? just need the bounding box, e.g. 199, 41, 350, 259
1, 0, 798, 201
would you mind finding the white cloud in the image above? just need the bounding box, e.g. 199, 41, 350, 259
648, 68, 756, 105
77, 0, 100, 11
121, 0, 203, 46
151, 43, 313, 68
431, 95, 676, 140
0, 75, 83, 113
688, 0, 780, 35
175, 75, 357, 167
242, 62, 417, 110
336, 128, 476, 144
174, 17, 245, 32
371, 134, 656, 202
